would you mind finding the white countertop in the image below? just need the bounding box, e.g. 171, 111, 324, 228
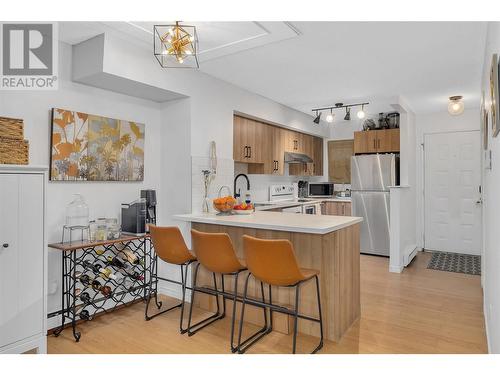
174, 210, 362, 235
254, 197, 351, 212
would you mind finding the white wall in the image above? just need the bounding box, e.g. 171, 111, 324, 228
415, 109, 480, 249
0, 42, 164, 326
480, 21, 500, 354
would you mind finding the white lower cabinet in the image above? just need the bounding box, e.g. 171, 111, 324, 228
0, 166, 47, 354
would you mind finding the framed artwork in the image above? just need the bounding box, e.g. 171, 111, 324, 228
50, 108, 145, 181
481, 90, 489, 150
490, 54, 500, 138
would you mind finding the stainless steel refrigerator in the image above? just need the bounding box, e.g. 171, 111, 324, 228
351, 154, 398, 256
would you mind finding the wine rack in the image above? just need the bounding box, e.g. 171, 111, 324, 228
48, 235, 156, 342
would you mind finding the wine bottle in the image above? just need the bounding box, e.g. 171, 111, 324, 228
95, 247, 105, 256
92, 262, 105, 274
107, 255, 129, 270
100, 267, 122, 281
79, 309, 90, 321
115, 267, 144, 281
120, 249, 139, 264
80, 291, 91, 303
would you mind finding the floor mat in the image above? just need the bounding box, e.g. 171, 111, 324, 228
427, 251, 481, 276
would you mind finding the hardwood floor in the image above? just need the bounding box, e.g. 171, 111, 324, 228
47, 252, 487, 354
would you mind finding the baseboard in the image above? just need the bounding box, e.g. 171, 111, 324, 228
403, 244, 418, 266
483, 298, 492, 354
158, 281, 191, 302
389, 264, 404, 273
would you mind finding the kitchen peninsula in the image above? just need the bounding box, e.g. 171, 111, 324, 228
174, 211, 362, 342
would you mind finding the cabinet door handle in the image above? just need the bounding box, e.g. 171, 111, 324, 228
2, 243, 8, 248
249, 146, 252, 158
244, 146, 248, 158
276, 161, 279, 172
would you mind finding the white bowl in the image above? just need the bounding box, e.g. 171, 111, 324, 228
233, 209, 253, 215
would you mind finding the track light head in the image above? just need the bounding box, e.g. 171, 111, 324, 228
344, 107, 351, 121
313, 111, 321, 124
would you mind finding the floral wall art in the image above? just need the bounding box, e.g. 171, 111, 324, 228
50, 108, 145, 181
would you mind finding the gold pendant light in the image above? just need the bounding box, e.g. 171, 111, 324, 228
154, 21, 199, 68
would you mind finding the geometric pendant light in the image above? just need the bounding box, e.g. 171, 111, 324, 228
154, 21, 199, 68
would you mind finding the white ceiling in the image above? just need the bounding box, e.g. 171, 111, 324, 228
58, 21, 488, 114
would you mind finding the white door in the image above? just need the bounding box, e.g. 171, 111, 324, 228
0, 174, 44, 348
424, 131, 482, 254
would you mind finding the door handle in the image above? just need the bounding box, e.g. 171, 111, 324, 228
249, 146, 252, 158
2, 243, 8, 248
276, 161, 279, 172
244, 146, 248, 158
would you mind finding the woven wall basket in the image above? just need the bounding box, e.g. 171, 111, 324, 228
0, 116, 24, 140
0, 137, 29, 164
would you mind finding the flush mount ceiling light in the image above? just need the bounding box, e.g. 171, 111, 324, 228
311, 102, 369, 124
313, 111, 322, 124
325, 109, 334, 123
154, 21, 199, 68
448, 95, 464, 116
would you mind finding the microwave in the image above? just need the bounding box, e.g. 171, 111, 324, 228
308, 183, 334, 197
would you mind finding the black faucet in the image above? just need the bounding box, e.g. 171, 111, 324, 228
234, 173, 250, 199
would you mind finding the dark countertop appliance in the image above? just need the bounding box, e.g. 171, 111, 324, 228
121, 198, 146, 235
141, 189, 157, 229
308, 182, 335, 197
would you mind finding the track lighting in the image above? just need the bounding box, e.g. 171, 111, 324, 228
313, 111, 321, 124
326, 109, 334, 123
311, 102, 369, 125
357, 105, 366, 119
344, 108, 351, 121
448, 96, 464, 116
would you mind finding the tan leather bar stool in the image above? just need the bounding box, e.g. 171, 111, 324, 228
188, 229, 267, 352
145, 225, 196, 334
237, 235, 324, 354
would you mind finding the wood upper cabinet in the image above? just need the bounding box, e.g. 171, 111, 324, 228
328, 140, 354, 183
233, 116, 266, 163
353, 128, 400, 154
234, 115, 323, 175
289, 135, 323, 176
264, 126, 286, 175
312, 136, 324, 176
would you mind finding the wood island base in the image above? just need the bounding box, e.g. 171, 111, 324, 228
191, 222, 360, 343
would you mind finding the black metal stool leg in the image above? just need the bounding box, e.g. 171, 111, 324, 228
292, 283, 300, 354
230, 272, 239, 353
179, 262, 191, 334
187, 266, 226, 336
311, 275, 324, 354
268, 284, 273, 331
236, 274, 272, 354
145, 261, 184, 321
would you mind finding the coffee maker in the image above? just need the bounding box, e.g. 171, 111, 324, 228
140, 189, 157, 230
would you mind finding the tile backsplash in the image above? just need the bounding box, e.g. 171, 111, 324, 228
191, 156, 234, 213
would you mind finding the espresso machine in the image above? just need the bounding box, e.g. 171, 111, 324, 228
140, 189, 157, 230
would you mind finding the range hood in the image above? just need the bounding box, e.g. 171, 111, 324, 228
284, 152, 313, 164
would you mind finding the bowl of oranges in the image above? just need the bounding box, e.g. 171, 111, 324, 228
213, 196, 237, 215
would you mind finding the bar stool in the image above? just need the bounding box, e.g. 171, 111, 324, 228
188, 229, 267, 353
237, 235, 324, 354
145, 225, 196, 334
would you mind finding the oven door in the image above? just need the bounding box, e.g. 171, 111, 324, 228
303, 204, 318, 215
